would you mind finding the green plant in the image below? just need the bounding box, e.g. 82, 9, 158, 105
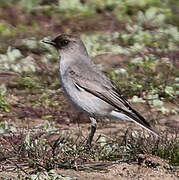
20, 0, 43, 12
0, 84, 10, 112
18, 77, 40, 89
59, 0, 95, 16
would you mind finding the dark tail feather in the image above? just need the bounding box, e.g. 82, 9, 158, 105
112, 109, 160, 136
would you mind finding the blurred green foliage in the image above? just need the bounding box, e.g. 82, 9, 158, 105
18, 76, 40, 89
0, 0, 178, 25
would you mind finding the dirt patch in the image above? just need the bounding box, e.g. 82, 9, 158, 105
57, 162, 178, 180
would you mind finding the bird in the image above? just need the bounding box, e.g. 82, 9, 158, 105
42, 34, 159, 145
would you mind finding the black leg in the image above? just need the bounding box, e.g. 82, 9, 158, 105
86, 117, 97, 146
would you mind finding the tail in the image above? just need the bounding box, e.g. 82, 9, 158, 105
110, 110, 160, 136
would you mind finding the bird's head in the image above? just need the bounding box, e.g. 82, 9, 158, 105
42, 34, 88, 56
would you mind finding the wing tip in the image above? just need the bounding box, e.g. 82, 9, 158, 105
111, 110, 161, 137
147, 126, 161, 137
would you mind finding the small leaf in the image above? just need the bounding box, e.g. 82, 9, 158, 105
0, 84, 7, 96
98, 136, 107, 147
25, 132, 31, 148
131, 96, 145, 103
152, 99, 163, 107
7, 47, 22, 62
159, 107, 170, 114
145, 7, 158, 20
165, 86, 174, 97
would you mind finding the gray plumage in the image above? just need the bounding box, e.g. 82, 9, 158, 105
43, 34, 159, 145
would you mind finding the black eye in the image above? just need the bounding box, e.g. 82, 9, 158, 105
61, 40, 69, 46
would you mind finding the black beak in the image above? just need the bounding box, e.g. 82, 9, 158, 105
42, 39, 56, 46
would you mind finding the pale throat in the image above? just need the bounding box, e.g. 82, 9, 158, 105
59, 52, 73, 75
